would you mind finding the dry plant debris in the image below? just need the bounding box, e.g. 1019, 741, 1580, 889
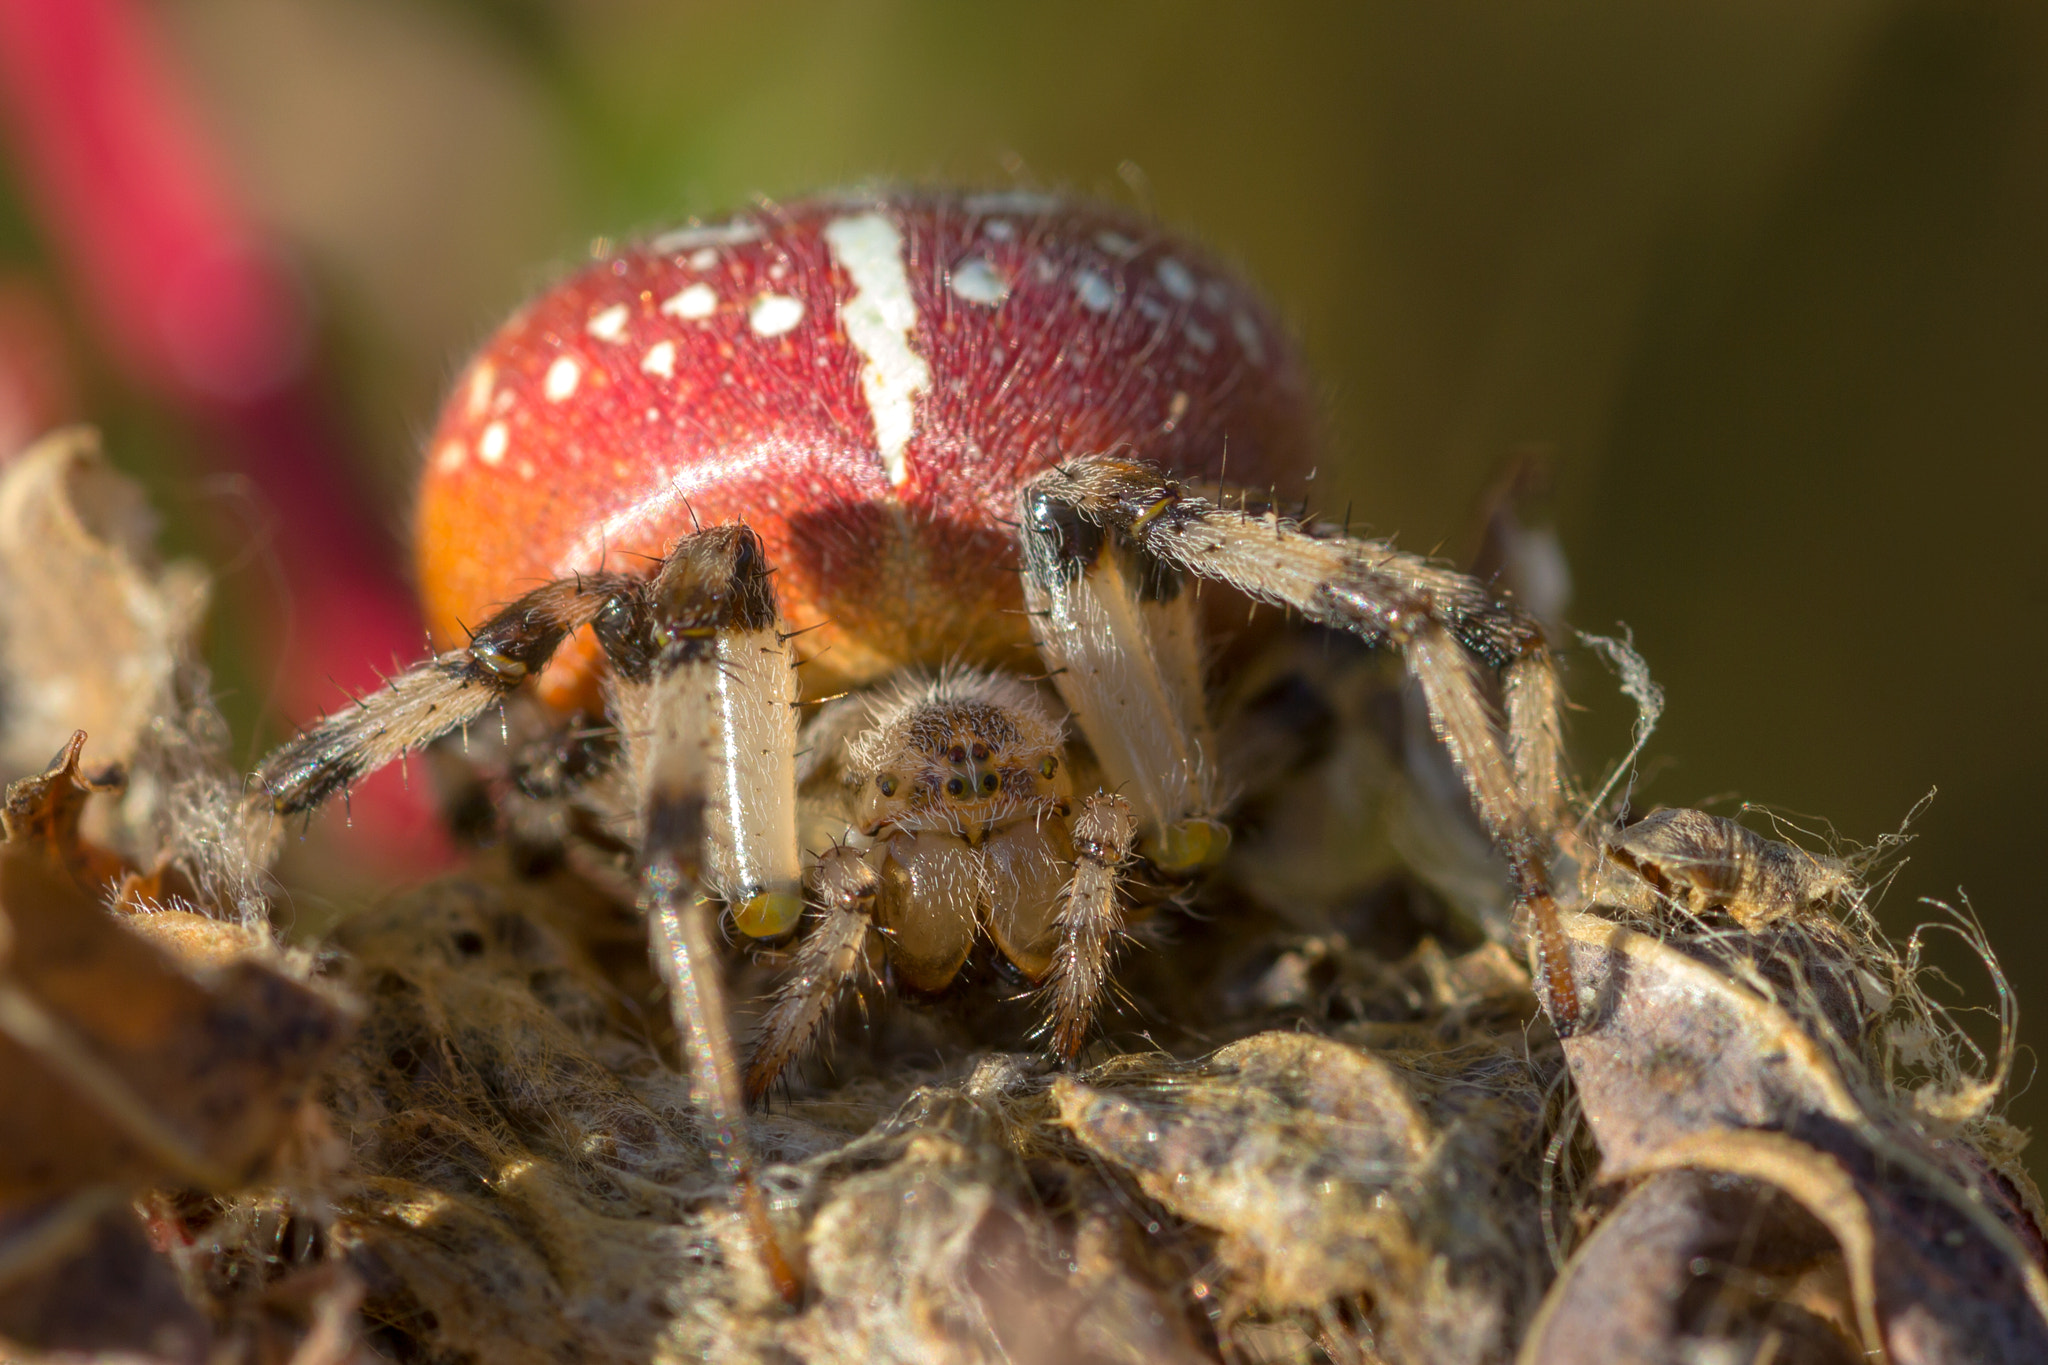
0, 427, 2040, 1364
0, 431, 353, 1363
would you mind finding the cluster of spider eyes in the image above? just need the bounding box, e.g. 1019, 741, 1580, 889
868, 747, 1060, 803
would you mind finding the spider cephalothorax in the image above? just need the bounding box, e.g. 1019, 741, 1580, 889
251, 187, 1575, 1297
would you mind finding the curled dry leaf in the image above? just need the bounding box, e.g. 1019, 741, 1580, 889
2, 728, 130, 895
1520, 1169, 1863, 1364
0, 1191, 210, 1364
0, 427, 274, 921
1524, 909, 2048, 1365
0, 428, 206, 781
0, 843, 355, 1361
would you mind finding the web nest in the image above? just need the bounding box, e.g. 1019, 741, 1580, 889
0, 428, 2040, 1365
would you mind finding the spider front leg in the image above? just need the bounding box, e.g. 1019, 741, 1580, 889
254, 574, 627, 815
1026, 456, 1581, 1035
1019, 478, 1224, 873
595, 523, 802, 1301
256, 527, 805, 1298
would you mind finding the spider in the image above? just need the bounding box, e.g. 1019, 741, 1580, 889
253, 188, 1576, 1264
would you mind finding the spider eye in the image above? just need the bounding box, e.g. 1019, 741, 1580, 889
946, 777, 966, 797
1038, 756, 1057, 779
876, 775, 898, 797
947, 744, 967, 763
980, 772, 999, 793
970, 743, 991, 762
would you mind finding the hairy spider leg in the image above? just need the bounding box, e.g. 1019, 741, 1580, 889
746, 843, 877, 1102
1024, 456, 1581, 1035
254, 574, 628, 816
1040, 792, 1138, 1059
1013, 489, 1212, 1055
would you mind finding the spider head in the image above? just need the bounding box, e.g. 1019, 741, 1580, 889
845, 670, 1068, 841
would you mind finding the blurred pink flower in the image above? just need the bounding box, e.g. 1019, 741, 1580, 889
0, 0, 448, 870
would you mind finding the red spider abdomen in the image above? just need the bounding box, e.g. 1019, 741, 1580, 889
414, 190, 1314, 699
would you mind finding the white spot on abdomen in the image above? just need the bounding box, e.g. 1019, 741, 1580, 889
1074, 270, 1116, 313
587, 304, 630, 341
1156, 257, 1196, 301
544, 357, 581, 401
950, 256, 1008, 306
661, 283, 718, 320
465, 363, 495, 419
824, 211, 930, 487
434, 440, 466, 473
651, 219, 764, 254
479, 422, 508, 465
750, 293, 805, 337
642, 340, 676, 377
1232, 311, 1267, 365
687, 247, 718, 271
1095, 230, 1138, 257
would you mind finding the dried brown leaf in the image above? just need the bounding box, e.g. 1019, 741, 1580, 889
1520, 1169, 1862, 1365
0, 1191, 210, 1364
0, 428, 207, 780
1551, 910, 2048, 1363
1058, 1028, 1550, 1364
0, 845, 353, 1201
2, 728, 132, 894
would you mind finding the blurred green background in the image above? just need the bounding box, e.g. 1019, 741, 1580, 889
4, 1, 2043, 1130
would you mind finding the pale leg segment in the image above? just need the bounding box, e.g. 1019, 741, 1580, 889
600, 524, 802, 1302
1026, 457, 1581, 1034
1019, 483, 1226, 872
